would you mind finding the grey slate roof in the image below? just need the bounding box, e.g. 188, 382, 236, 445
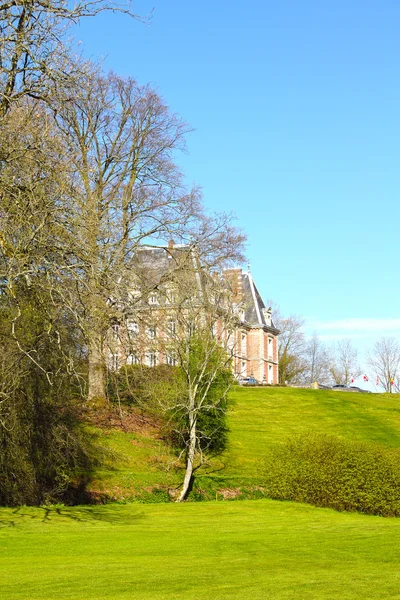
131, 245, 279, 334
242, 272, 278, 331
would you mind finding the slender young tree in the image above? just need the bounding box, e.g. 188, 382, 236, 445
142, 249, 243, 501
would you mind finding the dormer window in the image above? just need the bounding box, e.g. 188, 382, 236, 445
263, 308, 272, 326
128, 289, 140, 301
165, 287, 177, 304
149, 293, 159, 305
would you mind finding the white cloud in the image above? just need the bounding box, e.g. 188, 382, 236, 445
306, 318, 400, 333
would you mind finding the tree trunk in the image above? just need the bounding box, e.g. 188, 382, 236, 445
88, 332, 106, 403
176, 409, 196, 502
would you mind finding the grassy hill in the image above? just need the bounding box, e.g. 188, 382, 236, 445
3, 387, 400, 599
88, 386, 400, 501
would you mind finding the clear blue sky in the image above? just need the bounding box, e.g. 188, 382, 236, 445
73, 0, 400, 366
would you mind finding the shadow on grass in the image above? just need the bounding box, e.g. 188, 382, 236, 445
0, 504, 146, 528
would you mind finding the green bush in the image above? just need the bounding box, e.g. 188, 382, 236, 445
107, 364, 185, 407
263, 432, 400, 517
0, 285, 97, 507
108, 364, 230, 455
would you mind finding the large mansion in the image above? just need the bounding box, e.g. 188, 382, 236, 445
108, 242, 279, 384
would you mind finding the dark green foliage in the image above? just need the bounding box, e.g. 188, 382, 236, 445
107, 364, 150, 405
0, 286, 96, 507
164, 367, 231, 455
194, 368, 231, 453
263, 432, 400, 517
107, 364, 185, 407
108, 363, 230, 455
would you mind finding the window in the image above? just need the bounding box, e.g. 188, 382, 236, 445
149, 293, 159, 305
167, 319, 176, 336
241, 333, 247, 355
110, 353, 119, 370
166, 353, 177, 366
166, 288, 177, 304
127, 321, 139, 336
127, 354, 139, 365
268, 337, 273, 358
227, 331, 235, 351
146, 352, 157, 367
111, 324, 119, 340
147, 327, 156, 339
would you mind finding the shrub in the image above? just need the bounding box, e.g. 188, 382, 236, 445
0, 285, 97, 507
108, 364, 230, 455
263, 432, 400, 517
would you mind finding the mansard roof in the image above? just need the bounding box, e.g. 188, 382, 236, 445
242, 271, 279, 333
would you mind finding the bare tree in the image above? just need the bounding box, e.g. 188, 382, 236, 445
44, 70, 206, 402
0, 0, 145, 118
301, 333, 332, 386
269, 306, 306, 384
330, 339, 362, 385
172, 270, 242, 502
367, 337, 400, 393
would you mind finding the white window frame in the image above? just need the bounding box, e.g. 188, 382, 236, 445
146, 352, 157, 367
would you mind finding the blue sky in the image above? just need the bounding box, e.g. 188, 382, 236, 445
73, 0, 400, 369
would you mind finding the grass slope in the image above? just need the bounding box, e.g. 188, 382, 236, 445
216, 387, 400, 481
87, 424, 181, 502
88, 387, 400, 499
2, 499, 400, 599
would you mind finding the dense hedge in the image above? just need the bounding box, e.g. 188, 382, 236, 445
263, 433, 400, 517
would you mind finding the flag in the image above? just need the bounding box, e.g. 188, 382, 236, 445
363, 374, 369, 382
351, 376, 355, 383
376, 375, 380, 386
390, 377, 394, 386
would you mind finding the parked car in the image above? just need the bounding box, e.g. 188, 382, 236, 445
239, 377, 259, 386
349, 386, 371, 393
332, 384, 371, 393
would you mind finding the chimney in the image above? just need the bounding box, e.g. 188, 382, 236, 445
168, 239, 174, 252
224, 268, 243, 302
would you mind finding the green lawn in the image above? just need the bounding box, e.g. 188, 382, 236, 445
1, 499, 400, 599
89, 387, 400, 497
